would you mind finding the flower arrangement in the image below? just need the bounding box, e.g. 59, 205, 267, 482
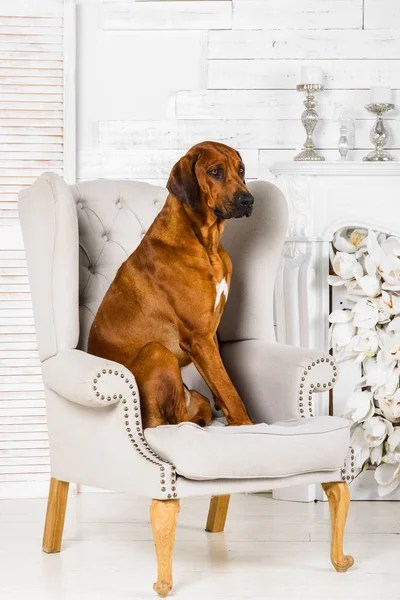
329, 227, 400, 496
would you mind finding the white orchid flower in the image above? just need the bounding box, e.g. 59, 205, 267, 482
343, 390, 375, 423
363, 416, 393, 447
350, 424, 371, 470
329, 310, 353, 325
347, 329, 380, 362
381, 235, 400, 258
364, 254, 378, 277
364, 352, 395, 390
377, 311, 392, 324
370, 444, 384, 465
387, 316, 400, 331
377, 328, 400, 364
345, 275, 381, 300
330, 227, 400, 494
367, 229, 386, 269
375, 366, 400, 397
331, 252, 362, 281
382, 290, 400, 314
328, 310, 356, 359
362, 355, 378, 377
366, 230, 400, 294
333, 228, 368, 254
381, 261, 400, 291
378, 232, 388, 245
358, 275, 381, 298
343, 252, 380, 299
378, 428, 400, 493
370, 296, 391, 324
375, 462, 400, 497
387, 427, 400, 453
375, 388, 400, 424
378, 236, 400, 290
328, 275, 347, 287
352, 301, 379, 329
350, 424, 371, 469
371, 291, 400, 323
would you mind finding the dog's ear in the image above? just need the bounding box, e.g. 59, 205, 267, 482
167, 153, 200, 210
235, 150, 246, 182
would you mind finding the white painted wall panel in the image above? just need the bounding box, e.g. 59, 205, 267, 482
232, 0, 363, 30
175, 89, 400, 121
208, 59, 400, 90
98, 118, 356, 151
79, 148, 259, 179
364, 0, 400, 29
103, 1, 232, 31
99, 119, 304, 149
77, 1, 208, 148
209, 29, 400, 59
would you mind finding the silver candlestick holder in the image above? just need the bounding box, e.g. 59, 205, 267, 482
338, 123, 350, 160
294, 83, 325, 162
363, 103, 395, 161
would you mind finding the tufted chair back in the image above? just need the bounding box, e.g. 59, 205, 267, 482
69, 179, 168, 350
18, 173, 287, 365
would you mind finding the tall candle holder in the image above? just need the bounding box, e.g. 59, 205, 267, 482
294, 83, 325, 162
363, 103, 395, 162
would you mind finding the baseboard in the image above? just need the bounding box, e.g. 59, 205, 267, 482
0, 481, 50, 499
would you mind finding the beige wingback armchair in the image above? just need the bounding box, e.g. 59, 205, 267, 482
18, 173, 354, 597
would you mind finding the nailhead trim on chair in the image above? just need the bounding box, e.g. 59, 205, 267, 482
341, 446, 355, 483
92, 369, 178, 499
298, 358, 337, 419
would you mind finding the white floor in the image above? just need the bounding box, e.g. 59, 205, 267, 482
1, 492, 400, 600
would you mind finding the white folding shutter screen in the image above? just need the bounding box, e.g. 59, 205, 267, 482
0, 0, 75, 499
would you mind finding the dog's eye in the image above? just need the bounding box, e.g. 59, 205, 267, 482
239, 166, 245, 176
208, 168, 223, 179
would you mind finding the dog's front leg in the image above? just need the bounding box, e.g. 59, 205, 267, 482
188, 335, 252, 426
212, 333, 221, 413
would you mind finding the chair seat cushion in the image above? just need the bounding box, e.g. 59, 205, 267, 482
144, 416, 350, 481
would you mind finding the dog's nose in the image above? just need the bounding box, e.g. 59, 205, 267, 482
238, 193, 254, 208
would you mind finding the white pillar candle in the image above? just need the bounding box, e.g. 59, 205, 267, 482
370, 86, 392, 104
300, 65, 323, 85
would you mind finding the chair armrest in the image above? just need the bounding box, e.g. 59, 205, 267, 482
220, 340, 337, 423
42, 349, 138, 408
42, 349, 180, 500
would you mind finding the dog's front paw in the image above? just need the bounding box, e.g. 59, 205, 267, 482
227, 418, 254, 426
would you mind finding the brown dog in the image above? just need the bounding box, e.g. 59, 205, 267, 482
88, 141, 254, 428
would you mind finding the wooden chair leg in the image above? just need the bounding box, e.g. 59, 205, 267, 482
42, 477, 69, 553
150, 499, 180, 598
205, 494, 230, 533
321, 482, 354, 573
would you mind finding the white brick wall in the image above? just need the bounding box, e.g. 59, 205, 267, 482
77, 0, 400, 185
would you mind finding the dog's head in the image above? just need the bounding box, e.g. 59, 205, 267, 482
167, 141, 254, 219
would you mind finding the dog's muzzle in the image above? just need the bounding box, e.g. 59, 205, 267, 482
234, 192, 254, 218
214, 192, 255, 220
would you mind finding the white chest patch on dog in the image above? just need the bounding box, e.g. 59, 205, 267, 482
215, 278, 229, 311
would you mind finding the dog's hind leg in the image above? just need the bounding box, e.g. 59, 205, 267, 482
129, 342, 189, 429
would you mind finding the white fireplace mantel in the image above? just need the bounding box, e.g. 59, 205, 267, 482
271, 161, 400, 241
270, 161, 400, 502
